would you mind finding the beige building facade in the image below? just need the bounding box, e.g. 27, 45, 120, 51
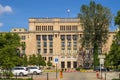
11, 18, 116, 69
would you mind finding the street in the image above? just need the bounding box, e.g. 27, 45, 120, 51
32, 72, 99, 80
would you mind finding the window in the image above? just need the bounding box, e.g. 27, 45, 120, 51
36, 35, 41, 40
49, 42, 53, 47
61, 48, 65, 53
21, 36, 26, 40
67, 62, 71, 68
22, 49, 25, 54
50, 26, 53, 30
61, 35, 65, 41
38, 49, 41, 53
43, 57, 46, 60
37, 41, 41, 47
66, 26, 71, 30
50, 49, 53, 53
72, 26, 78, 31
73, 42, 77, 47
36, 26, 39, 31
73, 35, 77, 40
49, 57, 52, 61
43, 42, 47, 47
44, 49, 47, 53
80, 34, 82, 38
67, 41, 71, 47
48, 35, 53, 41
67, 35, 71, 40
73, 47, 77, 50
14, 29, 16, 31
60, 26, 65, 30
61, 42, 65, 47
42, 35, 47, 40
67, 48, 71, 53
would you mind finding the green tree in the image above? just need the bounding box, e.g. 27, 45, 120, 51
106, 10, 120, 69
22, 54, 28, 66
28, 54, 38, 65
37, 54, 46, 66
106, 32, 120, 69
78, 1, 112, 67
47, 60, 52, 66
115, 11, 120, 30
0, 33, 21, 69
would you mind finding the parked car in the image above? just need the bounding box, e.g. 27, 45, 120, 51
12, 67, 29, 76
94, 66, 109, 72
28, 66, 42, 75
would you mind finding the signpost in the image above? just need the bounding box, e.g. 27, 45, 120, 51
54, 58, 58, 79
98, 55, 105, 80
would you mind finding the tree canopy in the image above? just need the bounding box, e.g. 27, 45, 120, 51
78, 1, 112, 67
0, 33, 21, 69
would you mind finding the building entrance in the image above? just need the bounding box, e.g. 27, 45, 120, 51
67, 61, 71, 68
73, 61, 77, 68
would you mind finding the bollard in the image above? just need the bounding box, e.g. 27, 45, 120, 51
60, 70, 63, 79
47, 73, 49, 80
15, 73, 17, 79
105, 72, 106, 80
119, 73, 120, 79
96, 71, 99, 79
31, 73, 33, 79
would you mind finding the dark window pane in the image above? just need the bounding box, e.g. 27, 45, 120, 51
48, 35, 53, 41
42, 35, 47, 40
61, 35, 65, 40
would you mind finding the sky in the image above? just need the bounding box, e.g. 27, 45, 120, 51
0, 0, 120, 32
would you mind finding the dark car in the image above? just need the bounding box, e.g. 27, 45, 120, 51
94, 66, 109, 72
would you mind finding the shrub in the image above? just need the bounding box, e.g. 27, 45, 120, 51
76, 68, 80, 71
112, 79, 120, 80
0, 78, 33, 80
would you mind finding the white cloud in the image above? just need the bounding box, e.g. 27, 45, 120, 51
0, 23, 3, 27
0, 4, 12, 15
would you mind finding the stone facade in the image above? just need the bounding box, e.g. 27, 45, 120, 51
10, 18, 116, 69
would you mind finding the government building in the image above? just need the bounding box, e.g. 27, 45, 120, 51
10, 18, 116, 69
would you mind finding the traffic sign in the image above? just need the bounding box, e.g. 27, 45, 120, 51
98, 55, 105, 59
54, 58, 58, 63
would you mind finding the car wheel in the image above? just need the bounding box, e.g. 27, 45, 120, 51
33, 71, 37, 75
19, 72, 24, 76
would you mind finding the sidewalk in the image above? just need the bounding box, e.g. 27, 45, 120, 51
101, 72, 120, 80
34, 78, 57, 80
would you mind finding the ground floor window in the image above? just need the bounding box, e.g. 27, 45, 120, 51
73, 61, 77, 68
67, 61, 71, 68
61, 62, 65, 68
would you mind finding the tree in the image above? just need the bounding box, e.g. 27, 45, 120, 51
21, 54, 28, 66
47, 60, 52, 66
37, 54, 46, 66
28, 54, 38, 65
106, 32, 120, 69
115, 11, 120, 30
0, 33, 21, 69
28, 54, 46, 66
106, 10, 120, 69
78, 1, 112, 67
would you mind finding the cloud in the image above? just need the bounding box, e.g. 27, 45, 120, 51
0, 4, 12, 15
0, 23, 3, 27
